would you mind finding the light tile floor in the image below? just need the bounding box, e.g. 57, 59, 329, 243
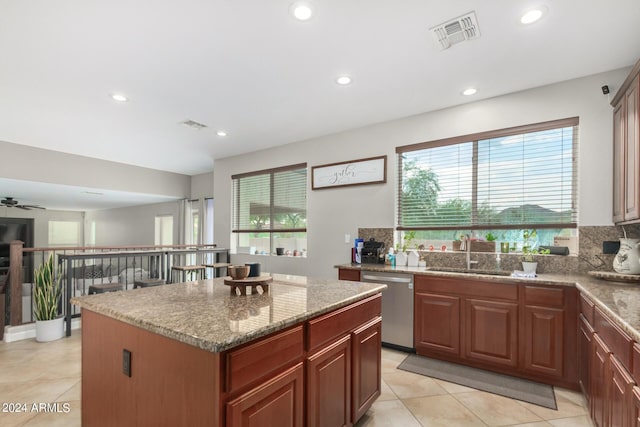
356, 348, 593, 427
0, 333, 593, 426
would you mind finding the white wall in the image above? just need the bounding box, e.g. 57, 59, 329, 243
0, 140, 191, 198
191, 172, 214, 199
85, 201, 179, 246
85, 173, 214, 246
214, 67, 631, 279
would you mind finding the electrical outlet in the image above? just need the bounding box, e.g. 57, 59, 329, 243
603, 241, 620, 254
123, 349, 131, 377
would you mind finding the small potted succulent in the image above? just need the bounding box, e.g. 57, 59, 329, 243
520, 230, 550, 274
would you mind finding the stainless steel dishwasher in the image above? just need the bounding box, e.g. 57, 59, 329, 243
361, 271, 414, 352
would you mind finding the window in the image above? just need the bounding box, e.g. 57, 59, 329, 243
155, 215, 173, 246
192, 208, 199, 244
396, 117, 578, 248
232, 163, 307, 256
48, 221, 81, 246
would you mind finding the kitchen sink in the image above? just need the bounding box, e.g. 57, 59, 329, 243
425, 266, 513, 276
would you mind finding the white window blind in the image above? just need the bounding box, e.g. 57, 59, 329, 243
396, 117, 578, 230
232, 164, 307, 255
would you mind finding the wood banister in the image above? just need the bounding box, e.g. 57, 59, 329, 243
9, 240, 23, 326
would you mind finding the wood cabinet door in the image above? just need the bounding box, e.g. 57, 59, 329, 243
307, 335, 352, 427
580, 314, 595, 402
614, 99, 626, 223
414, 292, 460, 356
226, 362, 304, 427
626, 74, 640, 221
609, 355, 635, 427
592, 333, 612, 427
351, 317, 382, 424
632, 387, 640, 427
464, 298, 518, 367
338, 269, 361, 282
522, 305, 564, 378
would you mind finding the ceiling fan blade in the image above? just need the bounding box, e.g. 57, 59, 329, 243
16, 206, 31, 210
18, 205, 45, 210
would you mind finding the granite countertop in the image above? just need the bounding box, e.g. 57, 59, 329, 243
71, 274, 386, 353
337, 263, 640, 343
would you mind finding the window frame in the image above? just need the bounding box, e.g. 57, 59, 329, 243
395, 117, 579, 232
232, 163, 308, 255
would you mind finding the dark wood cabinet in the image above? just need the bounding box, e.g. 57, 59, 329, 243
592, 333, 612, 427
351, 317, 382, 424
521, 285, 572, 380
305, 294, 382, 426
82, 293, 383, 427
226, 363, 304, 427
609, 355, 635, 427
413, 275, 577, 389
612, 59, 640, 224
338, 268, 361, 282
522, 305, 564, 377
582, 298, 638, 427
306, 335, 352, 427
414, 291, 460, 356
464, 298, 518, 367
580, 314, 595, 402
632, 387, 640, 427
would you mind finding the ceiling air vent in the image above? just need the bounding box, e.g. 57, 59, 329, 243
181, 119, 208, 130
430, 11, 480, 50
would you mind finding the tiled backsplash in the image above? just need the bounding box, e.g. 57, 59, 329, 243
358, 225, 640, 274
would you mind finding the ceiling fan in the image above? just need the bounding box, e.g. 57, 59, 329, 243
1, 197, 45, 210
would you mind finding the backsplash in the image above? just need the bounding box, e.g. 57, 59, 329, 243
357, 225, 640, 274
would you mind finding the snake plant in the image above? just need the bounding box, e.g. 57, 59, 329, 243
33, 253, 62, 321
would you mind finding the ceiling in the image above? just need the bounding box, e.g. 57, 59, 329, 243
1, 0, 639, 211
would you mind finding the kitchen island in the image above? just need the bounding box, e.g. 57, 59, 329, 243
71, 274, 386, 427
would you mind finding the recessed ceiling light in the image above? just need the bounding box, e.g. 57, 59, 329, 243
462, 88, 477, 96
520, 7, 545, 24
336, 75, 352, 85
110, 93, 128, 102
216, 130, 227, 137
290, 1, 313, 21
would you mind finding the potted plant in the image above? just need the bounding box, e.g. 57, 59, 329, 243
33, 253, 64, 342
520, 229, 551, 274
395, 231, 416, 266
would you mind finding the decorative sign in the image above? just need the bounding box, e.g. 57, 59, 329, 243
311, 155, 387, 190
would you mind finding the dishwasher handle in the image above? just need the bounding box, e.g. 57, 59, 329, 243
361, 274, 413, 284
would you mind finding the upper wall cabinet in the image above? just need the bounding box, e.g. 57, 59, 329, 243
613, 59, 640, 224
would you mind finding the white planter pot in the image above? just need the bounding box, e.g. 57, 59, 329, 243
522, 261, 538, 275
36, 317, 64, 342
395, 252, 408, 266
407, 250, 420, 267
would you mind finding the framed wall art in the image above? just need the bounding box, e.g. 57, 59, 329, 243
311, 155, 387, 190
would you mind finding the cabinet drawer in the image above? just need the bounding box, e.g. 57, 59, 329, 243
524, 286, 564, 307
595, 307, 633, 369
307, 293, 381, 353
339, 269, 361, 281
225, 325, 304, 394
414, 275, 517, 300
580, 293, 595, 325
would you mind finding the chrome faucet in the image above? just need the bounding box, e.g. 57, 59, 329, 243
463, 234, 479, 270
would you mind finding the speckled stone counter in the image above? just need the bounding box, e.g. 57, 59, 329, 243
71, 274, 386, 353
337, 263, 640, 343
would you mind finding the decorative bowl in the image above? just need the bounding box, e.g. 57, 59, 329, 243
228, 265, 250, 280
